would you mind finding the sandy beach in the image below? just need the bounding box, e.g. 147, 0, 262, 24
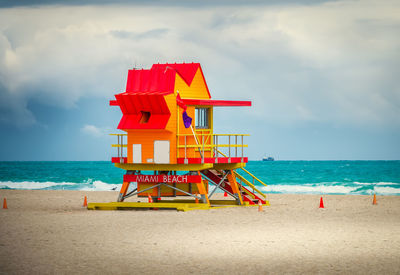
0, 190, 399, 274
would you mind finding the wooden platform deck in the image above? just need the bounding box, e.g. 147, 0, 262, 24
87, 200, 268, 212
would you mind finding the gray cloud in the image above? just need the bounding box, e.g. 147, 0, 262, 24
0, 1, 399, 131
110, 28, 168, 40
0, 0, 337, 8
0, 83, 36, 127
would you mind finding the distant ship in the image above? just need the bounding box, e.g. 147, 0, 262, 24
262, 156, 274, 161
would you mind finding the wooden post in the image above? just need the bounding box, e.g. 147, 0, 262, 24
118, 181, 131, 202
194, 171, 210, 205
227, 170, 243, 205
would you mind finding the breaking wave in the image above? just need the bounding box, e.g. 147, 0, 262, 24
0, 178, 122, 191
1, 179, 399, 195
261, 182, 400, 195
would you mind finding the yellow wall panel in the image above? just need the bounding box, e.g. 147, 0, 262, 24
175, 69, 210, 99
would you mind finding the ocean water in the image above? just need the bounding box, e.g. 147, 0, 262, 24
0, 161, 399, 195
241, 161, 400, 196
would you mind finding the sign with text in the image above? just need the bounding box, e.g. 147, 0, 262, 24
123, 174, 202, 183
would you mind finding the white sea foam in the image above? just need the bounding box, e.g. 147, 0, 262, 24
353, 182, 399, 186
261, 184, 356, 194
260, 183, 400, 195
0, 180, 121, 191
1, 180, 399, 195
374, 186, 400, 195
80, 181, 122, 191
0, 181, 76, 190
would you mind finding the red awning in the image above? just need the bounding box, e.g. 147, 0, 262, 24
115, 94, 171, 130
182, 99, 251, 107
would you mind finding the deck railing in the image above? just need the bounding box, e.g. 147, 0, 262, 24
176, 133, 249, 162
111, 132, 250, 164
110, 134, 127, 161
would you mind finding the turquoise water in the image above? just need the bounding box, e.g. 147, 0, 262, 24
0, 161, 399, 195
240, 161, 400, 195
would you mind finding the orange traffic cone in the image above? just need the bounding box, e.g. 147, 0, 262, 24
195, 193, 199, 204
258, 200, 263, 212
83, 196, 87, 207
224, 192, 228, 197
148, 195, 158, 210
372, 194, 377, 205
319, 197, 324, 208
3, 198, 7, 209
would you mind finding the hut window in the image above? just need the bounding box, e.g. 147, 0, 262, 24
139, 111, 151, 124
195, 108, 209, 129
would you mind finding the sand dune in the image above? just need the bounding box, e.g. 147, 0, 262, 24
0, 190, 399, 274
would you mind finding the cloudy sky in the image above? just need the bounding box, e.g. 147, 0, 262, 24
0, 0, 399, 160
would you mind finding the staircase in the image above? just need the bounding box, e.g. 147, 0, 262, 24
202, 169, 235, 195
234, 170, 267, 205
201, 168, 269, 205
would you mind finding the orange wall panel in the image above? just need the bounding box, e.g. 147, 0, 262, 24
126, 93, 178, 164
127, 130, 176, 164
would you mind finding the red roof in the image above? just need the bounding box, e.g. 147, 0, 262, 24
125, 63, 211, 98
111, 63, 251, 130
125, 65, 175, 95
151, 63, 199, 87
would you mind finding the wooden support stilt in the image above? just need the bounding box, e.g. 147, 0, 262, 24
227, 170, 243, 205
195, 171, 210, 205
118, 181, 131, 202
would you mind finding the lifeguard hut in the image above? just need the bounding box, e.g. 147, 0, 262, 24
88, 63, 269, 211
